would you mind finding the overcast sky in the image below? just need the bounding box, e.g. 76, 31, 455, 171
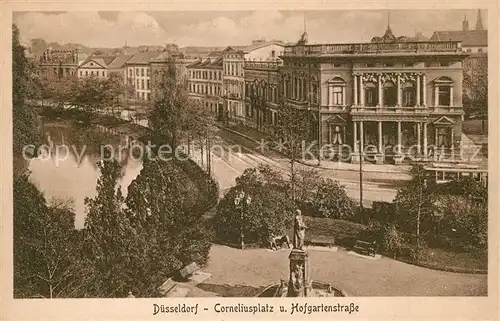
13, 9, 487, 48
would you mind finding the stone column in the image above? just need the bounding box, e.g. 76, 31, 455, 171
397, 74, 401, 106
360, 75, 365, 106
376, 121, 384, 164
378, 74, 383, 107
423, 122, 428, 158
354, 75, 358, 106
422, 74, 427, 106
394, 121, 403, 165
417, 122, 421, 157
449, 86, 454, 107
434, 86, 439, 106
416, 75, 421, 106
342, 86, 346, 106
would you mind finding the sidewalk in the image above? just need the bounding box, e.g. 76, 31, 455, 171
217, 123, 412, 175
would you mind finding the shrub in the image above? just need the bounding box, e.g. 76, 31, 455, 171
306, 178, 355, 219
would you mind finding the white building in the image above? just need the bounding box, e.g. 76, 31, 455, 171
125, 51, 163, 101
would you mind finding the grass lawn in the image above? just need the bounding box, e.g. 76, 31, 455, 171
419, 247, 487, 271
300, 216, 487, 271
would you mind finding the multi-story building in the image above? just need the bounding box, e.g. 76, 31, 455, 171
150, 50, 197, 100
186, 55, 224, 117
281, 25, 469, 164
37, 47, 86, 79
244, 60, 282, 132
106, 54, 134, 84
125, 50, 163, 101
77, 55, 117, 79
222, 47, 246, 122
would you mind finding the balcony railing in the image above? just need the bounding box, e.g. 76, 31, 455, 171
283, 41, 462, 56
244, 60, 283, 70
350, 106, 430, 114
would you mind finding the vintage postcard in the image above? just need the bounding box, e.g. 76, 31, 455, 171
1, 0, 498, 320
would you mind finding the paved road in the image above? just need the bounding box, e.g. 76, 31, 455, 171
188, 129, 408, 205
202, 245, 487, 296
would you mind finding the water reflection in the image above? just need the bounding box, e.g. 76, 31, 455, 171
28, 119, 143, 229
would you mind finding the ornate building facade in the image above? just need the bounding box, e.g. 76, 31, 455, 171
280, 26, 468, 164
37, 47, 84, 79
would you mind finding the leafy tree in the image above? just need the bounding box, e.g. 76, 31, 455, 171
72, 76, 110, 114
463, 56, 488, 130
124, 156, 212, 294
214, 164, 295, 245
82, 149, 138, 297
12, 24, 39, 155
149, 62, 190, 151
271, 99, 310, 200
307, 178, 355, 219
13, 174, 85, 298
394, 164, 435, 251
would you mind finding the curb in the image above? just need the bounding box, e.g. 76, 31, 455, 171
394, 256, 488, 275
216, 124, 411, 175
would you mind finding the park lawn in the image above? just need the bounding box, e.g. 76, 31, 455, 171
302, 216, 487, 271
418, 247, 487, 271
303, 216, 367, 248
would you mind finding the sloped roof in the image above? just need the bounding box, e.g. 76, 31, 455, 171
431, 30, 487, 47
107, 54, 133, 69
126, 51, 163, 65
79, 55, 116, 68
186, 57, 222, 69
242, 41, 285, 53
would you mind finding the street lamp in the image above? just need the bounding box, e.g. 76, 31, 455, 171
234, 190, 252, 249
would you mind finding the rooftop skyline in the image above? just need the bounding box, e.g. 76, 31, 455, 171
14, 9, 488, 48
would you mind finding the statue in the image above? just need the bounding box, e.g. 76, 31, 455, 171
293, 209, 307, 250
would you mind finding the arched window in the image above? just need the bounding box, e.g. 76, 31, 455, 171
364, 82, 378, 107
327, 77, 346, 106
383, 81, 397, 106
401, 82, 415, 107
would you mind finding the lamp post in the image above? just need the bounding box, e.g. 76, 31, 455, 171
234, 190, 252, 249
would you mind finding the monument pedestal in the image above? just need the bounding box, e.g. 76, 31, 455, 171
287, 249, 311, 297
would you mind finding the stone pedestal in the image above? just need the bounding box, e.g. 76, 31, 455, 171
351, 152, 361, 164
394, 154, 404, 165
287, 249, 311, 297
375, 154, 384, 164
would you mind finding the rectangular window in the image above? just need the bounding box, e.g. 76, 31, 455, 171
136, 69, 139, 76
141, 68, 145, 77
141, 80, 144, 90
147, 80, 150, 90
136, 79, 139, 88
404, 63, 414, 67
478, 48, 483, 53
466, 48, 472, 53
86, 71, 88, 76
439, 61, 450, 67
147, 93, 150, 101
147, 69, 150, 77
333, 63, 341, 67
366, 63, 375, 67
438, 86, 451, 106
332, 86, 343, 105
271, 50, 276, 58
80, 71, 83, 76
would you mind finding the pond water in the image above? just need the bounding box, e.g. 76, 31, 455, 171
27, 119, 143, 229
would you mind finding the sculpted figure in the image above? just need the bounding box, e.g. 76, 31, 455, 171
293, 209, 307, 250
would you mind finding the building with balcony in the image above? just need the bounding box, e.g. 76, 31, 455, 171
281, 25, 469, 164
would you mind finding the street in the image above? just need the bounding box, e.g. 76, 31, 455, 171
188, 127, 409, 206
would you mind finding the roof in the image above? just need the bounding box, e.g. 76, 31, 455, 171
126, 51, 163, 65
242, 41, 284, 53
79, 55, 117, 68
431, 30, 487, 47
107, 54, 133, 69
186, 57, 223, 69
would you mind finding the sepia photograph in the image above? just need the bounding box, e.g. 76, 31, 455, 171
2, 3, 498, 319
